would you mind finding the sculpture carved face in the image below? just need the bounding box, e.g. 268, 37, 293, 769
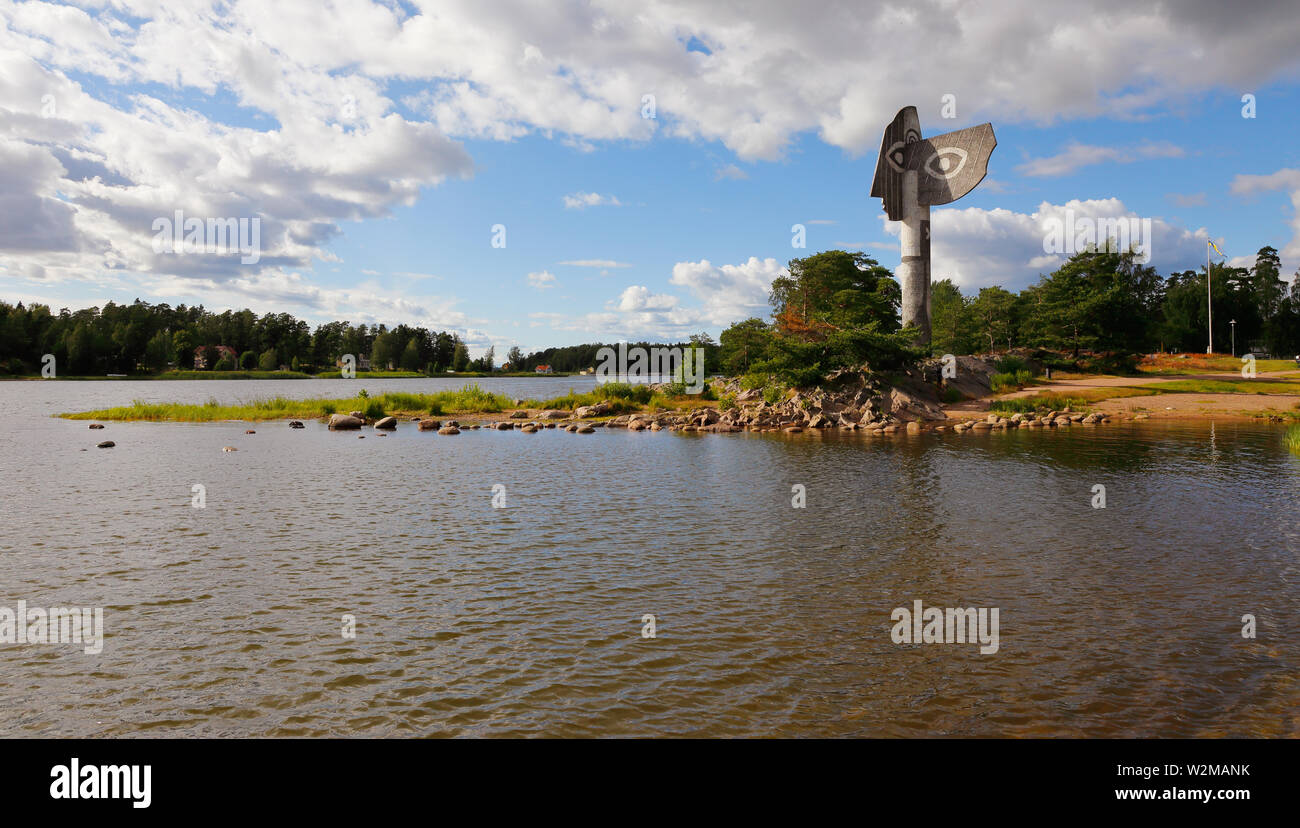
871, 106, 996, 221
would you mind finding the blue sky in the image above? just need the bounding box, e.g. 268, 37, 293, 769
3, 0, 1300, 355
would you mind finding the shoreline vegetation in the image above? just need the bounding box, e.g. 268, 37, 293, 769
5, 369, 575, 381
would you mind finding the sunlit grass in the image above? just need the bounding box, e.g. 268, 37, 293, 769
58, 381, 688, 421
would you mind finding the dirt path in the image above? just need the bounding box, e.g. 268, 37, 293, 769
945, 369, 1300, 420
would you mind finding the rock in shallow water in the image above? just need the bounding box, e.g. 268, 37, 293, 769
96, 440, 114, 448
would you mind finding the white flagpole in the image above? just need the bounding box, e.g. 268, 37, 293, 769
1206, 242, 1214, 354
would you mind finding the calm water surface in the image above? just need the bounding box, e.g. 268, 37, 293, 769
1, 378, 1297, 737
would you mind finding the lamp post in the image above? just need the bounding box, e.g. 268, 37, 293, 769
1230, 319, 1236, 358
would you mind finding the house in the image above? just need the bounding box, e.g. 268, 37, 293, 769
535, 364, 553, 374
194, 345, 237, 369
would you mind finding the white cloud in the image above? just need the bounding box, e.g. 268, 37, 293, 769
527, 269, 556, 289
882, 198, 1213, 292
1230, 167, 1300, 268
1016, 141, 1185, 177
562, 191, 621, 209
714, 163, 748, 181
558, 259, 632, 268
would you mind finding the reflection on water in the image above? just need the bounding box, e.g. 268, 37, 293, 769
0, 380, 1297, 736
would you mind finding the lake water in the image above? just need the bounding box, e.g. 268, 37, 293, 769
1, 378, 1297, 737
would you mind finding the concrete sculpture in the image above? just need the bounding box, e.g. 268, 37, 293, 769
871, 106, 996, 345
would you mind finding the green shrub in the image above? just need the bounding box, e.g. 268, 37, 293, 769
940, 386, 964, 404
995, 355, 1028, 374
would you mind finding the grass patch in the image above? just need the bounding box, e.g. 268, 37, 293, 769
1145, 379, 1300, 395
58, 380, 679, 422
311, 370, 426, 379
989, 387, 1152, 413
157, 370, 313, 380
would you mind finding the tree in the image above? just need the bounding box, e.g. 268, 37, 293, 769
451, 337, 470, 371
506, 346, 524, 368
400, 338, 422, 372
969, 287, 1019, 352
929, 278, 977, 355
146, 331, 174, 373
258, 348, 278, 371
239, 350, 258, 370
718, 317, 773, 375
1022, 248, 1162, 355
769, 250, 901, 339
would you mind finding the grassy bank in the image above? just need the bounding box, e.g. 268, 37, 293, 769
59, 382, 676, 422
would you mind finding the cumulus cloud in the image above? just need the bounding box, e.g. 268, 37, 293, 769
4, 0, 1300, 330
562, 191, 621, 209
882, 199, 1212, 292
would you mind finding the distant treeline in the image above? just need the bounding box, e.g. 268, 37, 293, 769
0, 298, 722, 377
0, 301, 481, 376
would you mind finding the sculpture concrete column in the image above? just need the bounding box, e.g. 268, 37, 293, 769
871, 107, 995, 347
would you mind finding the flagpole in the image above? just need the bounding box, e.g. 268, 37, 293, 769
1207, 241, 1213, 354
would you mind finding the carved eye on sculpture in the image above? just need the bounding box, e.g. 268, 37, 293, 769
925, 146, 968, 179
886, 140, 906, 172
904, 128, 921, 144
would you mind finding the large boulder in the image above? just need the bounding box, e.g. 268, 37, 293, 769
574, 402, 612, 418
438, 426, 460, 435
96, 440, 115, 448
329, 414, 364, 430
508, 410, 529, 419
289, 420, 305, 429
418, 419, 441, 431
373, 416, 397, 429
538, 410, 569, 419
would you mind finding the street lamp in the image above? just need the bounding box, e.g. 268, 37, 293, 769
1230, 319, 1236, 358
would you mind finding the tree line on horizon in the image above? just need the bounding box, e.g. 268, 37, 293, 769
0, 299, 722, 377
0, 302, 484, 376
3, 245, 1293, 380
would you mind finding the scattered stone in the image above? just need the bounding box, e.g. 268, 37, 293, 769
574, 402, 612, 418
508, 410, 529, 419
328, 414, 364, 430
96, 440, 115, 448
521, 424, 539, 433
374, 416, 397, 429
289, 421, 305, 429
539, 410, 569, 420
438, 426, 460, 435
418, 419, 441, 431
88, 424, 105, 430
221, 446, 236, 452
497, 421, 514, 431
577, 425, 595, 434
348, 410, 365, 420
245, 429, 256, 434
